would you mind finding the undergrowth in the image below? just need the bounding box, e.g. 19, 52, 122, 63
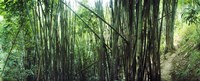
172, 23, 200, 81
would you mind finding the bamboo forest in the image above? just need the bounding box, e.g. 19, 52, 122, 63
0, 0, 200, 81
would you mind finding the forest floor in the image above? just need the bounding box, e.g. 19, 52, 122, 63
161, 34, 182, 81
161, 52, 177, 81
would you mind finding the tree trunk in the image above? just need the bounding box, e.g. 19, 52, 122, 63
165, 0, 177, 53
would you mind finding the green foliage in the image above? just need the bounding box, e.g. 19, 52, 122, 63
182, 7, 200, 25
0, 49, 34, 81
182, 0, 200, 25
0, 0, 34, 80
174, 50, 200, 80
177, 23, 200, 47
172, 1, 200, 78
0, 18, 19, 51
172, 21, 200, 80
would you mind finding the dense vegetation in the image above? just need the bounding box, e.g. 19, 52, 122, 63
0, 0, 199, 81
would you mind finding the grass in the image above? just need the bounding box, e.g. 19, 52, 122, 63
171, 22, 200, 81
